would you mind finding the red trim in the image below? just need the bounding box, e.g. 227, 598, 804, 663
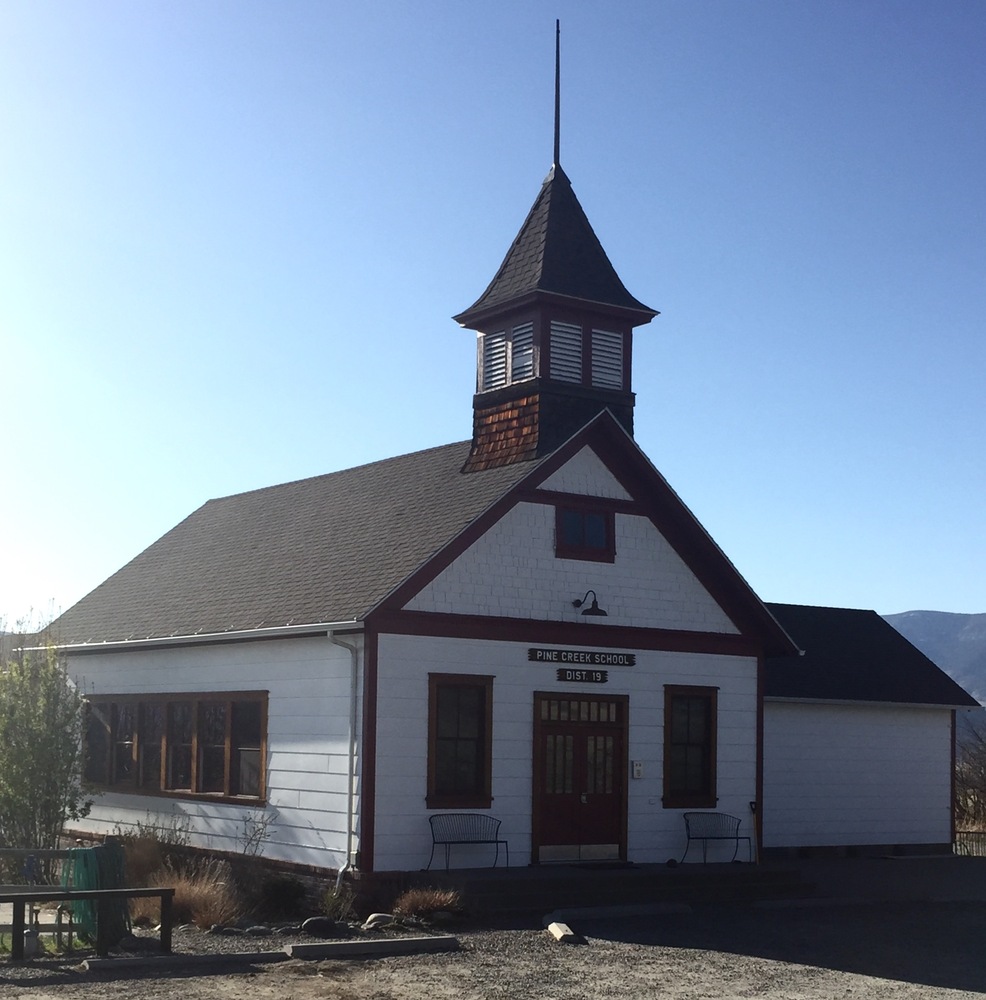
368, 609, 763, 657
524, 488, 639, 515
360, 628, 379, 873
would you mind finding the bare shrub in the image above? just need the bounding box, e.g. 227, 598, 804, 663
391, 886, 462, 918
322, 884, 356, 921
130, 857, 244, 929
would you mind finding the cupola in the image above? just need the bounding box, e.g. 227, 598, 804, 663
455, 24, 657, 473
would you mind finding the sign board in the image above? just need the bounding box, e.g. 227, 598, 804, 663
556, 668, 608, 684
528, 648, 635, 667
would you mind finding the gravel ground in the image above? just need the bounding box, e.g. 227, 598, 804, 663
4, 900, 986, 999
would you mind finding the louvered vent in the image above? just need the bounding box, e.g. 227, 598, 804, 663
511, 323, 534, 381
549, 321, 583, 383
591, 330, 623, 389
481, 331, 507, 390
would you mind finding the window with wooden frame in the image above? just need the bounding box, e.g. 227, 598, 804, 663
84, 692, 267, 802
555, 505, 615, 563
427, 673, 493, 809
663, 685, 717, 809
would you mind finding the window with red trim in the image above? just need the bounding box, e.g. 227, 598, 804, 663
555, 506, 615, 562
84, 692, 267, 802
427, 674, 493, 809
663, 685, 718, 808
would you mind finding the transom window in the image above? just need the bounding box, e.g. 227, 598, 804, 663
663, 685, 718, 809
555, 506, 615, 563
427, 673, 493, 809
85, 692, 267, 801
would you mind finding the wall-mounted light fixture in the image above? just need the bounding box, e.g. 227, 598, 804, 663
572, 590, 607, 617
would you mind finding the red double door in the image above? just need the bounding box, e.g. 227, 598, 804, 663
532, 693, 628, 862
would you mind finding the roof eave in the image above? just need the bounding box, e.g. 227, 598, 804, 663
46, 620, 364, 654
454, 288, 658, 330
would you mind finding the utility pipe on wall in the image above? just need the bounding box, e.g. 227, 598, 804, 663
328, 632, 361, 892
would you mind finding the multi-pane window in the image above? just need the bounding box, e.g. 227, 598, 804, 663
427, 674, 493, 809
479, 323, 536, 390
663, 686, 717, 808
555, 506, 615, 562
84, 693, 267, 801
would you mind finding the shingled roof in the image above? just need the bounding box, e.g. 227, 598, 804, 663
765, 603, 979, 707
453, 165, 656, 325
51, 442, 538, 645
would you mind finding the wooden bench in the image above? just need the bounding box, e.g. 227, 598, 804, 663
427, 813, 509, 871
0, 886, 175, 961
680, 812, 752, 863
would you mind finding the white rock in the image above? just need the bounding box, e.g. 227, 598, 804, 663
546, 921, 578, 943
362, 912, 394, 930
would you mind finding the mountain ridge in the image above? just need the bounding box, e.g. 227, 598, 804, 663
884, 610, 986, 706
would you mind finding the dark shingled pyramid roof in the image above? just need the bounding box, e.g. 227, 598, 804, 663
454, 165, 656, 324
765, 603, 979, 707
50, 442, 539, 645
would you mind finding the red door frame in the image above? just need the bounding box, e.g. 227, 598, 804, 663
531, 692, 629, 862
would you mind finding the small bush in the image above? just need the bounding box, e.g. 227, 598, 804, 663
322, 885, 356, 921
130, 857, 244, 929
391, 886, 462, 918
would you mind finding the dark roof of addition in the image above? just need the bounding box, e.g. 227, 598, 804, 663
454, 165, 656, 325
50, 442, 538, 645
765, 602, 979, 707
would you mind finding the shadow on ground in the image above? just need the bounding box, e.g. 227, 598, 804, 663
581, 901, 986, 994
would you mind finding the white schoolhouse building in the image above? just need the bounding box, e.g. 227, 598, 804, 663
51, 123, 976, 874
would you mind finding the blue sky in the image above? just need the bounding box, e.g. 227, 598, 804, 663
2, 0, 984, 627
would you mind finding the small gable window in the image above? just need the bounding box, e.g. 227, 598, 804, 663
555, 506, 615, 562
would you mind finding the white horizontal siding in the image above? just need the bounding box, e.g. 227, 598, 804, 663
372, 633, 758, 871
66, 635, 360, 870
762, 701, 954, 848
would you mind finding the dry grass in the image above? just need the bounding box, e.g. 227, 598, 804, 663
130, 857, 244, 929
391, 886, 462, 918
122, 835, 167, 887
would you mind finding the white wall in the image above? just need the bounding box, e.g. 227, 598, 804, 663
372, 632, 758, 871
762, 701, 954, 848
67, 635, 360, 870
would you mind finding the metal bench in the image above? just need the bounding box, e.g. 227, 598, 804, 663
680, 812, 752, 863
427, 813, 509, 871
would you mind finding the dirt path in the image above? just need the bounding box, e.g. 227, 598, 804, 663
4, 901, 986, 999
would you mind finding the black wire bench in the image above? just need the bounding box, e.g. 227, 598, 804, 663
680, 812, 752, 863
427, 813, 509, 871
